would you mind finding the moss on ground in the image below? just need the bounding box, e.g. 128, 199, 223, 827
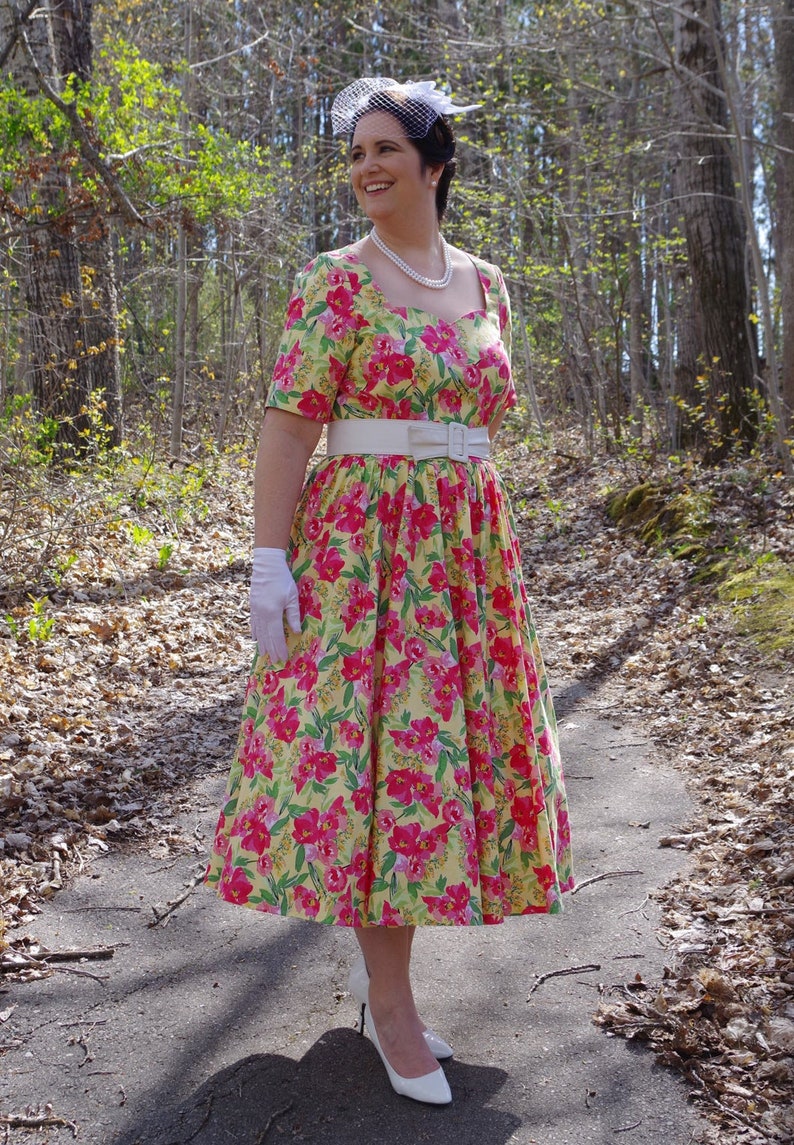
607, 475, 793, 657
718, 558, 794, 655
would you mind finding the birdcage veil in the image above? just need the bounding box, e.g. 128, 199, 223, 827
330, 77, 480, 138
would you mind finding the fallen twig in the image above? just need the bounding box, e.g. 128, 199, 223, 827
0, 1111, 78, 1137
149, 867, 205, 927
571, 870, 642, 895
613, 1118, 643, 1133
528, 963, 601, 999
255, 1103, 293, 1143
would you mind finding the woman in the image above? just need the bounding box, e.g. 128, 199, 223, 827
205, 77, 574, 1106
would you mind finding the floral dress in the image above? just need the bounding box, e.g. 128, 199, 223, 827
205, 245, 574, 926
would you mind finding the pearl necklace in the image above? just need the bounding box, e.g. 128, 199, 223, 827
369, 227, 453, 290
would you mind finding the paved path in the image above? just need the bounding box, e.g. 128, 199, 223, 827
0, 676, 706, 1144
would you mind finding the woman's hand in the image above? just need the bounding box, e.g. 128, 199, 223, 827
250, 547, 301, 662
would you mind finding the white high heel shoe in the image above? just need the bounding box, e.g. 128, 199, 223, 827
362, 1000, 452, 1105
348, 956, 454, 1061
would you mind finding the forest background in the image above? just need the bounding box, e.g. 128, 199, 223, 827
0, 2, 793, 1142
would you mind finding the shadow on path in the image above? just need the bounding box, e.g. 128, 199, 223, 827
112, 1028, 516, 1145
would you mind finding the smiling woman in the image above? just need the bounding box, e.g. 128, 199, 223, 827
204, 75, 574, 1108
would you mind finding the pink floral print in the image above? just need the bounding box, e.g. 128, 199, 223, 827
205, 246, 574, 925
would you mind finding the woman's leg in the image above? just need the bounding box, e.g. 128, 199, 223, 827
355, 926, 439, 1078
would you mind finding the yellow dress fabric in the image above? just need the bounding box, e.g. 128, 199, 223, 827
205, 246, 574, 925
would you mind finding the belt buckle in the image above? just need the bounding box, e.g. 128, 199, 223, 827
447, 422, 469, 462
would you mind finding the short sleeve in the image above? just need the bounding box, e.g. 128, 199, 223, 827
265, 254, 360, 422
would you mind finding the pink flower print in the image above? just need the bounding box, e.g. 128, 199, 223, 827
297, 388, 331, 421
442, 799, 465, 826
213, 822, 230, 858
351, 778, 372, 815
316, 836, 339, 864
474, 800, 497, 840
326, 284, 354, 314
298, 576, 322, 621
469, 747, 495, 792
267, 697, 300, 743
469, 496, 485, 534
507, 744, 542, 782
417, 823, 450, 859
411, 774, 443, 816
381, 902, 405, 925
292, 644, 320, 693
512, 791, 545, 828
491, 584, 514, 617
341, 579, 376, 633
292, 807, 322, 847
388, 552, 409, 602
532, 864, 558, 896
324, 866, 348, 894
319, 795, 347, 837
351, 848, 373, 893
555, 807, 572, 853
285, 295, 305, 329
221, 865, 253, 905
364, 334, 414, 388
233, 809, 272, 856
503, 779, 516, 801
256, 853, 273, 878
414, 604, 446, 630
404, 635, 426, 661
513, 815, 539, 854
421, 881, 472, 924
449, 584, 478, 631
325, 266, 348, 288
453, 765, 472, 790
320, 309, 359, 342
388, 716, 440, 765
238, 723, 273, 780
379, 395, 414, 419
384, 767, 422, 806
458, 644, 482, 678
292, 739, 338, 794
315, 545, 345, 582
376, 808, 397, 832
537, 727, 554, 757
378, 612, 404, 652
481, 873, 507, 911
429, 666, 462, 721
437, 476, 465, 532
390, 822, 422, 857
332, 888, 356, 925
420, 321, 468, 367
272, 342, 302, 391
438, 386, 463, 414
293, 885, 321, 918
340, 720, 365, 748
376, 489, 404, 545
340, 644, 375, 687
334, 481, 369, 533
406, 500, 438, 555
377, 658, 411, 713
404, 854, 428, 882
427, 562, 448, 593
304, 516, 323, 542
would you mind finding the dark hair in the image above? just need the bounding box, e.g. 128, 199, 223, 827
351, 92, 458, 222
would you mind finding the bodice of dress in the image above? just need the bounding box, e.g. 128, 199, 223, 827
266, 246, 516, 429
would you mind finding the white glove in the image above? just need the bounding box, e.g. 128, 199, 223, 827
250, 547, 301, 663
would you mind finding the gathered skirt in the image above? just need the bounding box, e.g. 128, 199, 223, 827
205, 452, 574, 925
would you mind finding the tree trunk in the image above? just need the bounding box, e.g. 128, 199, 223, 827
776, 0, 794, 428
673, 0, 757, 455
4, 0, 123, 453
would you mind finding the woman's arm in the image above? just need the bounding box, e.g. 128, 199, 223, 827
253, 408, 324, 547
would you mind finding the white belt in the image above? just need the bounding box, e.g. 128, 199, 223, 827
326, 419, 490, 462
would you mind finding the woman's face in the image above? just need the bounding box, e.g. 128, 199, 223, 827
349, 110, 434, 224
